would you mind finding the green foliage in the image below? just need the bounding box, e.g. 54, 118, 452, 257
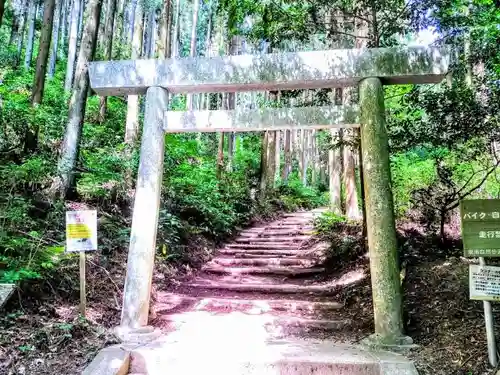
277, 176, 327, 211
313, 211, 347, 233
0, 56, 323, 282
313, 211, 363, 259
391, 151, 436, 216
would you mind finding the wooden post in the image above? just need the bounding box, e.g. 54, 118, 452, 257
79, 251, 86, 316
121, 86, 168, 329
479, 257, 498, 367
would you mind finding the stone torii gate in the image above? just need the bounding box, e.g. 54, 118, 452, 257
89, 46, 449, 347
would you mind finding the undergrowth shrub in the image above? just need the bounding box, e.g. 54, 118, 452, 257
277, 176, 327, 211
314, 211, 365, 269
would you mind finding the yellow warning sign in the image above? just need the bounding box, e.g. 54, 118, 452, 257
67, 223, 92, 239
65, 210, 97, 252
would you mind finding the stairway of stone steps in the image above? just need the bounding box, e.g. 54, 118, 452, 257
129, 210, 343, 374
122, 209, 417, 375
147, 209, 351, 342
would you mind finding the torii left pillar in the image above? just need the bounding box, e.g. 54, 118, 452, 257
120, 87, 168, 328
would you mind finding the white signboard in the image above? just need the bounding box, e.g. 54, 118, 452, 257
65, 210, 97, 252
470, 264, 500, 301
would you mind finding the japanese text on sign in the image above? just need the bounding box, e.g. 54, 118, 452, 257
470, 264, 500, 301
460, 200, 500, 258
66, 210, 97, 252
463, 212, 500, 220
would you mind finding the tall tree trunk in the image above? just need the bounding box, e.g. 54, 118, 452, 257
329, 129, 342, 213
157, 0, 171, 58
147, 8, 156, 58
65, 0, 81, 90
282, 129, 291, 182
290, 128, 297, 167
200, 10, 212, 109
464, 5, 472, 87
36, 2, 42, 19
31, 0, 56, 104
97, 0, 107, 50
124, 0, 144, 144
311, 130, 319, 186
77, 0, 84, 43
274, 130, 280, 186
343, 129, 362, 220
56, 0, 103, 198
171, 0, 180, 57
126, 0, 136, 43
58, 0, 69, 59
0, 0, 5, 26
9, 0, 24, 45
225, 35, 238, 171
9, 16, 19, 45
185, 0, 200, 110
226, 132, 235, 171
298, 130, 303, 181
48, 0, 63, 77
319, 153, 327, 187
24, 0, 37, 69
113, 0, 124, 57
216, 132, 225, 180
98, 0, 116, 120
300, 129, 308, 186
267, 130, 277, 187
15, 0, 29, 64
259, 131, 269, 199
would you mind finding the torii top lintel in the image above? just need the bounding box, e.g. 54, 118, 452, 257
88, 46, 450, 97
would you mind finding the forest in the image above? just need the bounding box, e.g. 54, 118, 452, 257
0, 0, 499, 373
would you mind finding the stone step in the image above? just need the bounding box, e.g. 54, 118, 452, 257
159, 313, 349, 333
261, 230, 314, 236
243, 224, 311, 230
128, 338, 418, 375
234, 236, 310, 243
222, 253, 306, 259
154, 293, 343, 316
265, 225, 313, 230
185, 280, 340, 295
238, 230, 313, 237
268, 317, 349, 331
280, 219, 313, 223
226, 243, 302, 250
211, 257, 315, 267
202, 265, 325, 276
219, 248, 308, 256
283, 212, 312, 216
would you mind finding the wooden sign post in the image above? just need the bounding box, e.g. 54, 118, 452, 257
65, 210, 98, 317
461, 199, 500, 367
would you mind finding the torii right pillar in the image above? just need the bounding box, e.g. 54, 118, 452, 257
359, 77, 411, 347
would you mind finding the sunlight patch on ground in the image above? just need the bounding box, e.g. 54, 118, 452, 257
432, 261, 453, 270
331, 268, 367, 287
194, 298, 272, 315
155, 311, 279, 363
55, 305, 75, 320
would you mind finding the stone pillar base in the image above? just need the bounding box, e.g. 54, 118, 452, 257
360, 333, 417, 353
114, 325, 162, 346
